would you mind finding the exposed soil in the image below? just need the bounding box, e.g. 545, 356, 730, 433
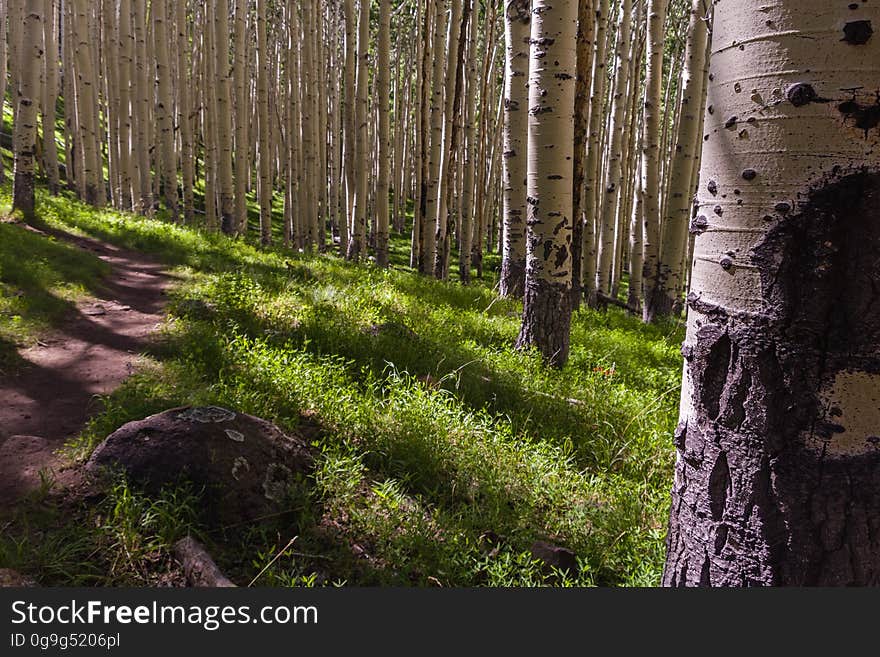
0, 225, 172, 507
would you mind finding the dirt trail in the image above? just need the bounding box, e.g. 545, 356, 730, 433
0, 227, 172, 505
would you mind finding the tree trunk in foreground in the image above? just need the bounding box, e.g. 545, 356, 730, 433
515, 0, 577, 368
664, 0, 880, 586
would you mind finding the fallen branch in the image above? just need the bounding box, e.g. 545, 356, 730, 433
595, 292, 640, 315
173, 536, 236, 588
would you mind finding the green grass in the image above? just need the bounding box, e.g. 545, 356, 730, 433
0, 187, 685, 587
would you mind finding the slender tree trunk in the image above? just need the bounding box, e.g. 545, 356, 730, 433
346, 0, 369, 261
639, 0, 668, 321
515, 0, 577, 368
375, 0, 391, 267
595, 0, 633, 297
232, 0, 248, 233
647, 0, 710, 319
153, 0, 177, 219
73, 0, 101, 206
570, 0, 595, 309
41, 0, 58, 195
132, 0, 152, 213
214, 0, 235, 234
12, 0, 43, 219
664, 0, 880, 586
421, 0, 447, 274
256, 0, 271, 245
499, 0, 530, 298
458, 5, 477, 284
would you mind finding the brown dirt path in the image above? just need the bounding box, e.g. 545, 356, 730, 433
0, 227, 172, 505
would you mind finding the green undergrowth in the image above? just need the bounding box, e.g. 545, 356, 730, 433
2, 188, 684, 587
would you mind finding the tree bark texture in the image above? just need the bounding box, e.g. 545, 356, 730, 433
664, 0, 880, 586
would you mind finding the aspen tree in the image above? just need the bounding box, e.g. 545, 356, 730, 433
153, 0, 177, 219
176, 0, 195, 224
595, 0, 633, 297
256, 0, 271, 245
433, 0, 464, 279
581, 0, 611, 306
499, 0, 530, 298
41, 0, 58, 195
422, 0, 447, 273
0, 0, 7, 184
570, 0, 595, 308
73, 0, 101, 206
232, 0, 248, 232
458, 4, 478, 283
664, 0, 880, 586
376, 0, 391, 267
214, 0, 235, 234
12, 0, 43, 219
412, 1, 432, 269
515, 0, 577, 367
639, 0, 668, 321
118, 0, 134, 210
132, 0, 152, 213
647, 0, 709, 319
346, 0, 369, 261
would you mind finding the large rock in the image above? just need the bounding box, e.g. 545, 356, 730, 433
85, 406, 313, 524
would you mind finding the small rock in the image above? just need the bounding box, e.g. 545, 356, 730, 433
530, 540, 579, 575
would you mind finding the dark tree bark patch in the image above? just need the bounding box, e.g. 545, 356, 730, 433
664, 171, 880, 586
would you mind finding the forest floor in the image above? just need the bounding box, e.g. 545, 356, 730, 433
0, 221, 171, 504
0, 187, 685, 587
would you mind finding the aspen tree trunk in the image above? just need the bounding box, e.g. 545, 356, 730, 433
499, 0, 530, 298
648, 0, 709, 319
176, 0, 195, 224
0, 0, 7, 184
421, 0, 447, 274
595, 0, 632, 297
472, 8, 500, 279
41, 0, 58, 195
346, 0, 369, 260
73, 0, 101, 206
203, 1, 219, 230
341, 0, 355, 256
132, 0, 152, 213
301, 0, 316, 249
458, 4, 478, 283
256, 0, 271, 245
287, 0, 303, 247
214, 0, 236, 234
38, 0, 55, 187
153, 0, 177, 219
582, 0, 610, 307
412, 1, 431, 269
233, 0, 248, 232
433, 0, 463, 279
12, 0, 43, 219
639, 0, 668, 321
375, 0, 391, 267
118, 0, 134, 210
664, 0, 880, 586
101, 0, 121, 208
570, 0, 595, 308
515, 0, 577, 368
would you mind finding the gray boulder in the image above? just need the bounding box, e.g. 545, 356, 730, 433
85, 406, 313, 524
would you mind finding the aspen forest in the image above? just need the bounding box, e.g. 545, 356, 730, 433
0, 0, 877, 589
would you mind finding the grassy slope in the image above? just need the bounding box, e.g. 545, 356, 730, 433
1, 187, 684, 587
